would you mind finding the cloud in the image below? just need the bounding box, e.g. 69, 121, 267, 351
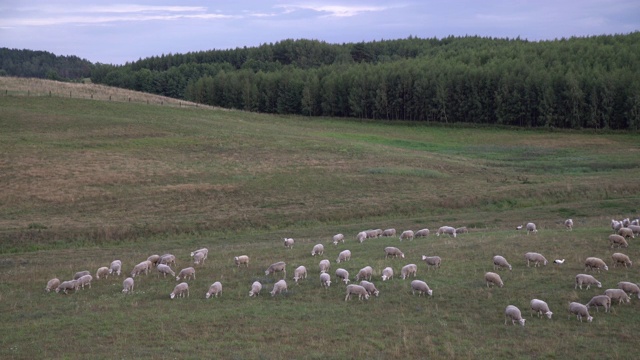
276, 3, 392, 17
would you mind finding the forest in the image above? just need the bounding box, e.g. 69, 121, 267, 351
0, 48, 93, 80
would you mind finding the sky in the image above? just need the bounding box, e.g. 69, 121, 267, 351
1, 0, 638, 65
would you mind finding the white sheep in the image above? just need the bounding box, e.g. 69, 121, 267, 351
271, 279, 288, 296
628, 224, 640, 236
530, 299, 553, 319
524, 252, 548, 267
384, 246, 405, 259
73, 270, 90, 280
283, 238, 295, 249
606, 288, 631, 304
96, 267, 109, 280
504, 305, 526, 326
359, 280, 380, 297
617, 281, 640, 299
365, 229, 381, 239
421, 255, 442, 270
332, 233, 345, 245
345, 284, 369, 301
400, 264, 418, 280
159, 254, 176, 267
122, 277, 134, 294
311, 244, 324, 256
190, 248, 208, 264
586, 295, 611, 313
176, 267, 196, 281
319, 259, 331, 273
484, 272, 504, 288
622, 218, 631, 227
399, 230, 414, 241
356, 231, 368, 243
108, 260, 122, 276
632, 219, 640, 226
526, 222, 538, 234
414, 228, 430, 238
249, 281, 262, 297
320, 273, 332, 288
436, 226, 456, 237
156, 264, 175, 278
206, 282, 222, 299
584, 257, 608, 272
382, 228, 396, 237
76, 274, 93, 289
265, 261, 287, 278
411, 280, 433, 296
618, 227, 635, 239
293, 265, 307, 283
354, 266, 373, 281
170, 282, 189, 299
492, 255, 512, 271
568, 302, 593, 322
130, 261, 152, 277
564, 219, 574, 231
611, 219, 622, 232
56, 280, 78, 294
611, 253, 632, 268
234, 255, 250, 267
335, 268, 351, 284
575, 274, 601, 290
609, 234, 629, 248
456, 227, 469, 234
381, 267, 394, 281
147, 254, 160, 267
46, 278, 60, 292
336, 250, 351, 263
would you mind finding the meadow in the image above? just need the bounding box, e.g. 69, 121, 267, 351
0, 80, 639, 359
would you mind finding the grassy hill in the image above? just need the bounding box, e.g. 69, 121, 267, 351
0, 79, 639, 358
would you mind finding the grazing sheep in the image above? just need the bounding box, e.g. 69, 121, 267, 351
524, 252, 548, 267
249, 281, 262, 297
564, 219, 574, 231
147, 254, 160, 267
411, 280, 433, 296
156, 264, 175, 278
384, 246, 405, 259
96, 267, 109, 280
271, 279, 288, 296
336, 250, 351, 263
46, 278, 60, 292
568, 302, 593, 322
632, 219, 640, 226
365, 229, 381, 239
206, 282, 222, 299
159, 254, 176, 267
584, 257, 608, 272
485, 272, 504, 288
335, 268, 351, 284
530, 299, 553, 319
617, 281, 640, 299
283, 238, 295, 249
356, 231, 368, 243
382, 228, 396, 237
381, 267, 394, 281
293, 266, 308, 283
320, 273, 331, 288
190, 248, 208, 264
623, 218, 631, 227
345, 284, 370, 301
234, 255, 250, 267
618, 227, 635, 239
360, 280, 380, 297
130, 261, 152, 278
492, 255, 512, 271
628, 224, 640, 236
73, 271, 90, 280
525, 222, 538, 234
76, 274, 93, 289
456, 227, 469, 234
609, 234, 629, 248
176, 267, 196, 281
56, 280, 78, 294
611, 219, 622, 232
414, 228, 430, 238
170, 282, 189, 299
611, 253, 632, 268
122, 277, 134, 294
504, 305, 526, 326
319, 259, 331, 273
421, 255, 442, 270
604, 289, 630, 304
354, 266, 373, 282
436, 226, 457, 237
400, 264, 418, 280
332, 233, 345, 245
265, 261, 287, 278
586, 295, 611, 313
399, 230, 414, 241
108, 260, 122, 276
311, 244, 325, 256
575, 274, 602, 290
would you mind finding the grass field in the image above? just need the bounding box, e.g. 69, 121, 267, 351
0, 80, 639, 359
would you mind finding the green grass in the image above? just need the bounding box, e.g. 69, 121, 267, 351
0, 92, 640, 359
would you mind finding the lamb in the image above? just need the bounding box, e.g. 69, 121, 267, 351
617, 281, 640, 299
586, 295, 611, 313
190, 248, 208, 264
354, 266, 373, 281
492, 255, 512, 271
336, 250, 351, 263
234, 255, 250, 267
504, 305, 526, 326
564, 219, 574, 231
156, 264, 175, 278
400, 264, 418, 280
159, 254, 177, 267
530, 299, 553, 319
283, 238, 295, 249
249, 281, 262, 297
618, 227, 635, 239
411, 280, 433, 296
46, 278, 60, 292
122, 277, 134, 294
524, 252, 548, 267
584, 257, 608, 272
270, 279, 288, 296
147, 254, 160, 267
421, 255, 442, 270
382, 228, 396, 237
96, 267, 110, 280
76, 274, 93, 289
611, 253, 632, 268
568, 302, 593, 322
319, 259, 331, 273
399, 230, 414, 241
381, 267, 394, 281
356, 231, 368, 243
176, 267, 196, 281
604, 289, 630, 304
311, 244, 324, 256
384, 246, 405, 259
359, 280, 380, 297
414, 228, 430, 238
526, 222, 538, 234
456, 227, 469, 234
622, 218, 631, 227
484, 272, 504, 288
205, 282, 222, 298
332, 233, 345, 245
56, 280, 78, 294
628, 224, 640, 236
335, 268, 351, 284
608, 234, 629, 248
611, 219, 622, 232
73, 270, 90, 280
170, 282, 189, 299
265, 261, 287, 278
436, 226, 457, 237
345, 284, 370, 301
320, 273, 332, 288
108, 260, 122, 276
293, 265, 307, 283
575, 274, 601, 290
130, 261, 152, 277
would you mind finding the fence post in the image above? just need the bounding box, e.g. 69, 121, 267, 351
49, 91, 51, 97
91, 94, 93, 99
129, 97, 131, 102
161, 101, 163, 105
70, 91, 72, 98
28, 90, 30, 96
109, 95, 111, 101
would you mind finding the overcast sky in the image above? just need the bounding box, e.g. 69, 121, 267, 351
1, 0, 638, 65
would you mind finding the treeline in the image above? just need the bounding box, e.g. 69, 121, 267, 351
0, 48, 93, 80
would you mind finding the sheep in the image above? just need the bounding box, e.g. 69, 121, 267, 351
611, 253, 632, 268
564, 219, 574, 231
108, 260, 122, 276
584, 257, 608, 272
381, 267, 394, 281
617, 281, 640, 299
159, 254, 176, 267
271, 279, 288, 296
456, 227, 469, 234
525, 222, 538, 234
293, 265, 307, 283
365, 229, 381, 239
399, 230, 414, 241
122, 277, 134, 294
411, 280, 433, 296
421, 255, 442, 270
618, 227, 635, 239
384, 246, 405, 259
609, 234, 628, 248
76, 274, 93, 289
283, 238, 295, 249
130, 261, 152, 278
354, 266, 373, 282
485, 272, 504, 288
336, 250, 351, 263
345, 284, 369, 301
206, 282, 222, 299
320, 273, 332, 288
414, 228, 430, 238
575, 274, 601, 290
234, 255, 250, 267
147, 254, 160, 267
604, 289, 630, 304
628, 224, 640, 236
492, 255, 512, 271
530, 299, 553, 319
96, 267, 109, 280
156, 264, 175, 278
332, 233, 345, 245
176, 267, 196, 281
249, 281, 262, 297
611, 219, 622, 232
265, 261, 287, 278
568, 302, 593, 322
170, 282, 189, 299
356, 231, 368, 243
73, 270, 90, 280
632, 219, 640, 226
190, 248, 208, 264
319, 259, 331, 273
504, 305, 526, 326
382, 228, 396, 237
622, 218, 631, 227
524, 252, 548, 267
311, 244, 324, 256
335, 268, 351, 284
56, 280, 78, 294
46, 278, 60, 292
401, 264, 418, 280
436, 226, 457, 237
360, 280, 380, 297
586, 295, 611, 313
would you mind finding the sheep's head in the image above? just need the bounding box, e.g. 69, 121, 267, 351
518, 319, 526, 326
427, 289, 433, 296
374, 290, 380, 297
170, 293, 176, 299
176, 276, 181, 281
545, 311, 553, 319
364, 294, 370, 300
342, 278, 350, 284
587, 316, 593, 322
325, 280, 331, 287
206, 292, 211, 299
596, 282, 602, 288
381, 275, 388, 281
